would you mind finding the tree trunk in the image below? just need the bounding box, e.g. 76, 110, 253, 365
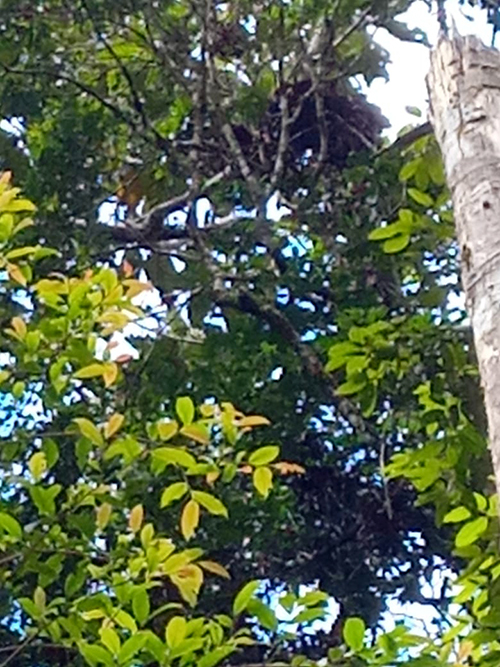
428, 35, 500, 501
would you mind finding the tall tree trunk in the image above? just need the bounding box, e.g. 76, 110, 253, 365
428, 35, 500, 501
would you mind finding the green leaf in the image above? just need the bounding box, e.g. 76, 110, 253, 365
79, 642, 114, 667
337, 376, 367, 396
34, 586, 46, 611
29, 484, 62, 516
343, 617, 365, 652
455, 517, 489, 548
166, 615, 187, 648
157, 420, 178, 441
405, 105, 422, 117
181, 499, 200, 540
99, 627, 121, 655
443, 506, 471, 523
65, 568, 86, 597
253, 466, 273, 498
114, 610, 138, 633
151, 447, 196, 469
247, 599, 278, 631
192, 490, 228, 517
474, 493, 488, 512
427, 153, 445, 185
383, 234, 410, 254
198, 647, 235, 667
408, 188, 433, 207
248, 445, 279, 466
368, 221, 406, 241
180, 423, 210, 445
233, 580, 260, 616
399, 159, 420, 181
161, 482, 189, 508
0, 512, 22, 538
19, 597, 41, 620
73, 418, 104, 447
117, 633, 147, 664
132, 589, 150, 626
42, 439, 59, 468
176, 396, 195, 425
29, 451, 47, 481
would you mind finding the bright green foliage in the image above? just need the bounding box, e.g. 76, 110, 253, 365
0, 176, 312, 667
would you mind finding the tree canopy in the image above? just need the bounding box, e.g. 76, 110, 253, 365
0, 1, 500, 666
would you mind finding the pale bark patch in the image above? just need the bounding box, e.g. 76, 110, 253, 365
428, 36, 500, 501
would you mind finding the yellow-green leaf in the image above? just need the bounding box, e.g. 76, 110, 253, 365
176, 396, 195, 425
129, 504, 144, 533
192, 491, 228, 517
29, 452, 47, 481
100, 627, 121, 655
157, 420, 178, 441
161, 482, 189, 508
74, 363, 105, 380
248, 445, 279, 467
253, 466, 273, 498
408, 188, 433, 207
181, 500, 200, 540
238, 415, 271, 428
104, 413, 124, 439
0, 512, 22, 538
199, 560, 230, 579
10, 316, 26, 339
180, 423, 210, 445
7, 263, 27, 286
343, 617, 366, 652
96, 503, 112, 530
114, 610, 137, 633
73, 418, 104, 447
34, 586, 46, 611
102, 362, 118, 388
455, 517, 488, 548
443, 506, 471, 524
5, 197, 36, 212
132, 589, 150, 626
166, 616, 187, 648
151, 447, 196, 469
233, 580, 260, 616
382, 234, 410, 254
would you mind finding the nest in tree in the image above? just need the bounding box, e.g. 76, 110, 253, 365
232, 79, 389, 173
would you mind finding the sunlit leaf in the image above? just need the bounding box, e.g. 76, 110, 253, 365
96, 503, 112, 531
253, 466, 273, 498
104, 413, 124, 439
455, 517, 488, 548
166, 615, 186, 648
73, 418, 104, 447
233, 580, 260, 616
176, 396, 195, 425
29, 452, 47, 481
129, 504, 144, 533
157, 419, 178, 441
161, 482, 189, 508
237, 415, 271, 428
192, 490, 228, 517
443, 506, 471, 523
132, 589, 150, 626
248, 445, 279, 466
180, 423, 210, 445
199, 560, 231, 579
343, 617, 365, 652
181, 500, 200, 540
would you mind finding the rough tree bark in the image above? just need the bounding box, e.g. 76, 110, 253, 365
428, 35, 500, 501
